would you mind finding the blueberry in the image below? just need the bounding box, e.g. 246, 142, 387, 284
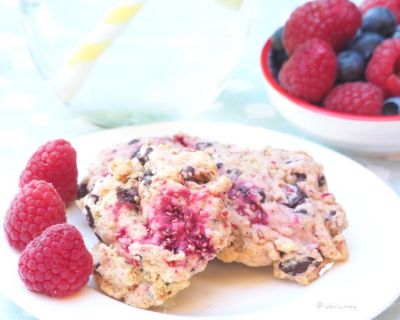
382, 97, 400, 114
362, 7, 396, 37
348, 32, 384, 59
226, 168, 242, 180
237, 185, 249, 195
116, 187, 140, 208
268, 27, 288, 79
294, 173, 307, 182
283, 184, 307, 209
393, 25, 400, 38
271, 27, 285, 52
180, 165, 196, 181
337, 51, 365, 82
268, 49, 288, 79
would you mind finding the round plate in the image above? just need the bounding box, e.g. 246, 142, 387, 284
0, 122, 399, 320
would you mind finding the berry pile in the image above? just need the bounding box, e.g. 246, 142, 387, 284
268, 0, 400, 116
3, 139, 92, 298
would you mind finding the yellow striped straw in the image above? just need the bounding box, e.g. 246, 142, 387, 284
50, 0, 146, 103
50, 0, 243, 103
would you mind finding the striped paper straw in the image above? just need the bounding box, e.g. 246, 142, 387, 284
50, 0, 146, 103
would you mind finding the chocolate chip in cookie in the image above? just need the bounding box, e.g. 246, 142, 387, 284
279, 257, 317, 276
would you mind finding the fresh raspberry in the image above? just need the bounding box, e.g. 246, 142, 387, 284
366, 39, 400, 97
323, 82, 383, 115
4, 180, 66, 251
19, 139, 78, 206
18, 224, 92, 297
283, 0, 361, 55
278, 39, 337, 104
360, 0, 400, 22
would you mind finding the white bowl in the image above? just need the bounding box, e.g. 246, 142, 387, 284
261, 39, 400, 154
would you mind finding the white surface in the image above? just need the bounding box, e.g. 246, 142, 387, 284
0, 122, 400, 320
264, 76, 400, 154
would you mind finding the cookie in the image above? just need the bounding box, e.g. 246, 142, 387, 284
81, 143, 232, 308
178, 135, 348, 285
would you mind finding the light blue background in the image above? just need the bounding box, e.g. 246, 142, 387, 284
0, 0, 399, 318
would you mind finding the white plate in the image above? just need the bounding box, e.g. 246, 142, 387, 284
0, 122, 400, 320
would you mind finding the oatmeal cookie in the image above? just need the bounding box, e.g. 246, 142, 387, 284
82, 143, 231, 308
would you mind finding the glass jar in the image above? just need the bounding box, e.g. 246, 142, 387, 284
21, 0, 251, 127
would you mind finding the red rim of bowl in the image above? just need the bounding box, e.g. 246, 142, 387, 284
260, 39, 400, 122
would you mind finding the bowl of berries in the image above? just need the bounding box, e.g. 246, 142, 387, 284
261, 0, 400, 154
